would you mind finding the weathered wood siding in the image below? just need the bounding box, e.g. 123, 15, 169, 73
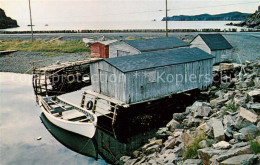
191, 36, 232, 65
109, 41, 141, 58
191, 36, 211, 54
124, 59, 213, 104
211, 49, 232, 64
90, 61, 126, 101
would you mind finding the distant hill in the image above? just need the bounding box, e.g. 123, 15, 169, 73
162, 12, 251, 21
0, 8, 19, 29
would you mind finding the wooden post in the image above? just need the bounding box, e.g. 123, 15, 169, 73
80, 93, 86, 108
165, 0, 168, 37
28, 0, 34, 41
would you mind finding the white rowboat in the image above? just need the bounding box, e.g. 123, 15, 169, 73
38, 96, 97, 138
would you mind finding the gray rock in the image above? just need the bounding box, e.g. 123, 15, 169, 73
256, 136, 260, 144
213, 141, 231, 149
156, 127, 172, 138
120, 156, 131, 163
223, 115, 235, 129
247, 89, 260, 102
247, 103, 260, 111
183, 159, 203, 165
238, 107, 258, 123
220, 154, 257, 165
198, 140, 208, 148
166, 119, 180, 132
145, 144, 160, 154
239, 124, 260, 139
198, 148, 224, 165
193, 102, 212, 118
210, 118, 225, 141
172, 113, 185, 121
163, 137, 176, 149
210, 98, 228, 108
210, 145, 253, 164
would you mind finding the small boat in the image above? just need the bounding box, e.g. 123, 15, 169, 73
38, 96, 97, 138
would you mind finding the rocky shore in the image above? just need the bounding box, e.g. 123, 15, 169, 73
0, 8, 19, 29
227, 11, 260, 29
120, 61, 260, 165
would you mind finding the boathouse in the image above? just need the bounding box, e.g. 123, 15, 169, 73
90, 47, 214, 104
109, 37, 190, 58
191, 34, 233, 64
90, 40, 117, 58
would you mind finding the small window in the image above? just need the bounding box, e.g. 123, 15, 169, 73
146, 70, 157, 83
117, 50, 130, 57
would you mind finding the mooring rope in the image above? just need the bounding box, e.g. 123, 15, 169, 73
97, 129, 119, 164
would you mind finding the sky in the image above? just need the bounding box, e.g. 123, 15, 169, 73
0, 0, 259, 24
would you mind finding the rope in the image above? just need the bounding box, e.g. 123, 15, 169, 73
97, 129, 119, 164
74, 138, 92, 156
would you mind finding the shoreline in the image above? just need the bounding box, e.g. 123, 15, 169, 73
1, 28, 260, 34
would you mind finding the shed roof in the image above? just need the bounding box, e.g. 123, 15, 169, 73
195, 34, 233, 51
104, 48, 214, 73
95, 40, 118, 46
123, 37, 190, 52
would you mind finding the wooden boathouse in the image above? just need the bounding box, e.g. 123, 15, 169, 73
191, 34, 233, 64
89, 47, 214, 105
109, 37, 190, 58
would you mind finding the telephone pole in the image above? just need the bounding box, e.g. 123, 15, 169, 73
165, 0, 168, 37
28, 0, 34, 41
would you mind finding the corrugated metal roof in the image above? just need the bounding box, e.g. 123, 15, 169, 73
198, 34, 233, 51
104, 48, 214, 73
97, 40, 118, 45
123, 37, 190, 51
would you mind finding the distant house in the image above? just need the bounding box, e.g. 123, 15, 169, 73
90, 40, 117, 58
90, 48, 214, 104
191, 34, 233, 64
109, 37, 190, 58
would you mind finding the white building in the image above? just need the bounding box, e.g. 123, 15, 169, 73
191, 34, 233, 64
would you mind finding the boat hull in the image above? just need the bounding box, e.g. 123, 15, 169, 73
39, 98, 97, 138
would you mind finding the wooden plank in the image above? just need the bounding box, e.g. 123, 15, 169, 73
84, 90, 129, 108
0, 50, 17, 55
62, 110, 85, 120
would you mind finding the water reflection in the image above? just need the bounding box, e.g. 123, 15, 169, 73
41, 113, 157, 164
1, 72, 195, 165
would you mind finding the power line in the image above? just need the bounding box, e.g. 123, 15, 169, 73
19, 1, 259, 20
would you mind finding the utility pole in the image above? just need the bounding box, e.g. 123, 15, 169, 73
165, 0, 168, 37
28, 0, 34, 41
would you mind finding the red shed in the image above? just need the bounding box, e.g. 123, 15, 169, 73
90, 40, 117, 58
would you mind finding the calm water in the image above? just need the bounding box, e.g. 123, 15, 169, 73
0, 72, 158, 165
1, 21, 244, 31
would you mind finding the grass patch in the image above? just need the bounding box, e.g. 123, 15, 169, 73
125, 36, 156, 40
223, 103, 238, 116
250, 141, 260, 154
183, 134, 206, 160
0, 39, 89, 53
42, 52, 61, 57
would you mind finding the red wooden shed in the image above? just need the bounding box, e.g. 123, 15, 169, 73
90, 40, 117, 58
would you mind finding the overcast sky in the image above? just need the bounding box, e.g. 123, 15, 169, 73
1, 0, 259, 23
